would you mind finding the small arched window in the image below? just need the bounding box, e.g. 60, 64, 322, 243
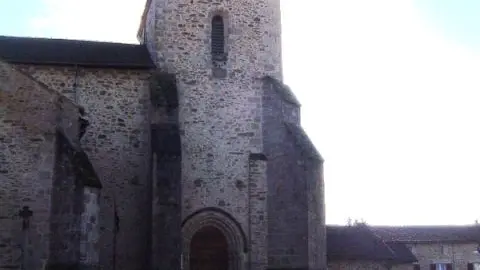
211, 15, 225, 58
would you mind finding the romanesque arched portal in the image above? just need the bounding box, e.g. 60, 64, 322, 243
190, 226, 229, 270
182, 208, 247, 270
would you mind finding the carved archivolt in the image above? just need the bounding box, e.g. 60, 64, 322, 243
182, 208, 247, 270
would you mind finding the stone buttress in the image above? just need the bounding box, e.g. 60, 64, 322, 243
138, 0, 326, 269
0, 60, 102, 270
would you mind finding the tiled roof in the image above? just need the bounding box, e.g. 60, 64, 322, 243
371, 225, 480, 243
387, 242, 418, 264
327, 225, 480, 263
327, 225, 417, 264
0, 35, 155, 69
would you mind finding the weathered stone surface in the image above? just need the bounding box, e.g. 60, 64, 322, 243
1, 1, 326, 270
247, 155, 268, 270
262, 77, 325, 269
150, 73, 182, 270
49, 131, 82, 266
327, 261, 413, 270
141, 0, 325, 269
408, 242, 480, 269
0, 60, 85, 270
140, 0, 325, 269
79, 187, 100, 268
14, 64, 153, 270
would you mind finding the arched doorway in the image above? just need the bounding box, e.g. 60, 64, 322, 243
182, 208, 247, 270
190, 226, 229, 270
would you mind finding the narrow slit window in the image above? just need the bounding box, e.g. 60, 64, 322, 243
211, 15, 225, 57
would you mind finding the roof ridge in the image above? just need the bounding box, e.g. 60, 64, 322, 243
0, 35, 141, 46
360, 225, 398, 260
367, 226, 398, 260
327, 225, 419, 264
0, 35, 155, 68
372, 225, 480, 228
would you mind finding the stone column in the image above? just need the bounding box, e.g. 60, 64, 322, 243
306, 158, 326, 270
79, 187, 101, 270
18, 206, 33, 270
248, 153, 268, 270
151, 135, 182, 270
150, 72, 181, 270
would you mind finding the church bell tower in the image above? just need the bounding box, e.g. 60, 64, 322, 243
138, 0, 326, 269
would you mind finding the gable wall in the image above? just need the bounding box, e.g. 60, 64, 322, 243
328, 260, 413, 270
407, 242, 480, 269
0, 62, 60, 270
14, 64, 154, 270
328, 260, 388, 270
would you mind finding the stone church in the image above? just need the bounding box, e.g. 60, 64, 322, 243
0, 0, 325, 270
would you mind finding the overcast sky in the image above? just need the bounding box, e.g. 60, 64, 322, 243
1, 0, 480, 226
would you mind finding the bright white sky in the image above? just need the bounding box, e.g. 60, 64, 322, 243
3, 0, 480, 225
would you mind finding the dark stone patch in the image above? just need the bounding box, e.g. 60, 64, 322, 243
267, 267, 309, 270
249, 153, 267, 161
235, 180, 246, 190
212, 67, 227, 78
238, 132, 254, 137
150, 72, 178, 111
130, 176, 141, 186
194, 178, 203, 187
57, 131, 102, 188
45, 263, 99, 270
151, 124, 181, 157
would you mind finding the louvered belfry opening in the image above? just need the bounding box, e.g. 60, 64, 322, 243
211, 15, 225, 57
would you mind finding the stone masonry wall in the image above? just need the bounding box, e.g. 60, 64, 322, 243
0, 61, 66, 270
328, 261, 387, 270
142, 3, 283, 266
306, 158, 326, 270
248, 154, 268, 270
328, 260, 413, 270
79, 187, 101, 269
262, 78, 326, 269
408, 242, 480, 269
144, 0, 283, 80
391, 264, 414, 270
143, 0, 157, 63
15, 64, 153, 270
264, 125, 309, 268
150, 72, 182, 270
49, 134, 82, 266
328, 261, 389, 270
328, 242, 480, 270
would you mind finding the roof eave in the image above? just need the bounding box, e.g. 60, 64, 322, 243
387, 240, 480, 244
7, 60, 156, 69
